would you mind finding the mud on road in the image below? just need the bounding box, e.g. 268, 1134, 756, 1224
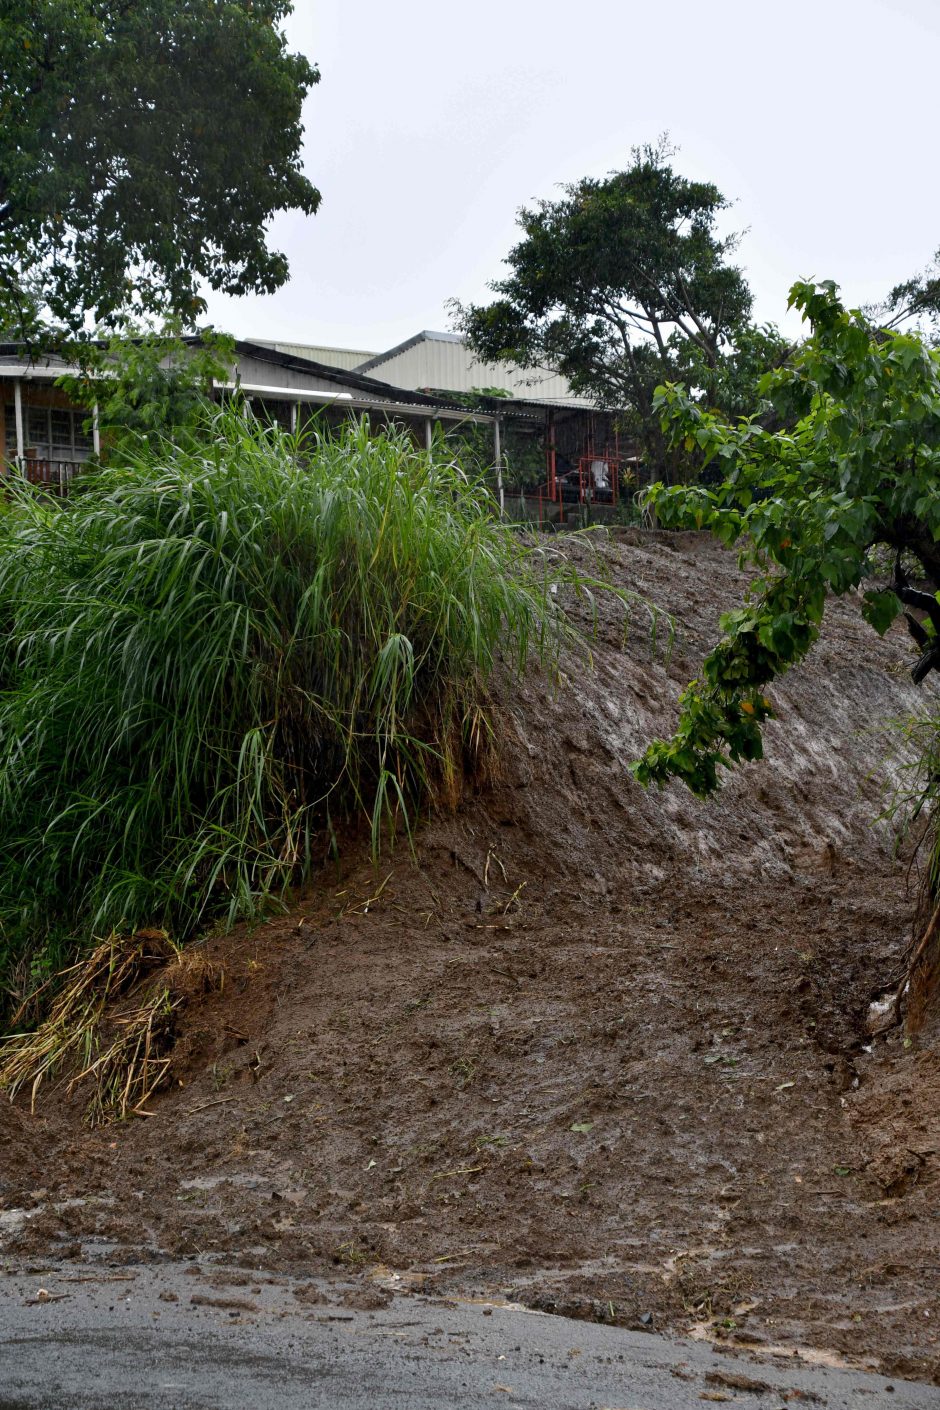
2, 1260, 935, 1410
2, 531, 940, 1387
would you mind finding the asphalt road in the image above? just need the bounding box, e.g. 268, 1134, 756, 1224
0, 1262, 934, 1409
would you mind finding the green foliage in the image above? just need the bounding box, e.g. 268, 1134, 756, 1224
669, 321, 791, 423
0, 410, 564, 1017
454, 139, 779, 478
870, 248, 940, 343
0, 0, 319, 341
58, 323, 236, 447
634, 278, 940, 796
439, 390, 546, 494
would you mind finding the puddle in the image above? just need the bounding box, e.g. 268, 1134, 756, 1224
179, 1173, 266, 1192
0, 1196, 100, 1240
688, 1321, 872, 1371
0, 1208, 33, 1235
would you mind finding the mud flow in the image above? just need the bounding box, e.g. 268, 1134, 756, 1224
3, 532, 939, 1385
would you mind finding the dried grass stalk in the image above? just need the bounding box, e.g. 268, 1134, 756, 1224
0, 929, 175, 1119
71, 986, 181, 1125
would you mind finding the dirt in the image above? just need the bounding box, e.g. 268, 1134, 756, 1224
3, 530, 940, 1384
0, 1105, 41, 1192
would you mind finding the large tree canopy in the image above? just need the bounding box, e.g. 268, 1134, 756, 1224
455, 141, 781, 477
633, 279, 940, 800
0, 0, 320, 341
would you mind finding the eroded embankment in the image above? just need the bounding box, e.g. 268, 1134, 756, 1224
2, 531, 939, 1383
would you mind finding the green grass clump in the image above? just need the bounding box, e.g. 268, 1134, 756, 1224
0, 409, 560, 1017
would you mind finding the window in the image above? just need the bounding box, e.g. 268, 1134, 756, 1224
2, 403, 14, 462
27, 407, 50, 458
2, 403, 93, 465
50, 409, 73, 457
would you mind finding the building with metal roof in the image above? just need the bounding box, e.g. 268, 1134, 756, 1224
0, 335, 633, 525
0, 339, 497, 491
252, 341, 377, 372
353, 330, 587, 404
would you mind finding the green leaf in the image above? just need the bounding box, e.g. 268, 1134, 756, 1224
861, 589, 902, 636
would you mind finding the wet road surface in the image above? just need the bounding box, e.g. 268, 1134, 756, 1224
0, 1262, 933, 1409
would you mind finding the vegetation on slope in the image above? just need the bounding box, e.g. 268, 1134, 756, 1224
634, 280, 940, 797
0, 410, 564, 1020
634, 278, 940, 1023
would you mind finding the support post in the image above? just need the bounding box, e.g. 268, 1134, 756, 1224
13, 378, 24, 469
92, 402, 101, 458
493, 416, 504, 516
425, 418, 433, 455
546, 408, 557, 499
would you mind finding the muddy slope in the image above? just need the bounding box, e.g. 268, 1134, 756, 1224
3, 531, 939, 1383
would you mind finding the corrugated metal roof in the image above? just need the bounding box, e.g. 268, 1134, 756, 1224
354, 332, 590, 406
229, 342, 503, 423
253, 341, 377, 371
0, 342, 508, 425
355, 331, 461, 373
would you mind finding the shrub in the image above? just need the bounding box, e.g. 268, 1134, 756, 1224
0, 409, 562, 1015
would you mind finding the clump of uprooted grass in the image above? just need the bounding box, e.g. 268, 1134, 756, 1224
0, 933, 225, 1123
0, 930, 179, 1122
0, 409, 568, 1022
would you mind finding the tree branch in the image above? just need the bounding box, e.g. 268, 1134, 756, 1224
893, 555, 940, 682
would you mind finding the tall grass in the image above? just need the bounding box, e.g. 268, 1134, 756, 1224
0, 409, 562, 1018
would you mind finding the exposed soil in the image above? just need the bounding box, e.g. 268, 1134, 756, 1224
3, 531, 940, 1384
0, 1105, 41, 1190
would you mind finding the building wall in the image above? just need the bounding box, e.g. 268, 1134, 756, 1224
356, 335, 586, 403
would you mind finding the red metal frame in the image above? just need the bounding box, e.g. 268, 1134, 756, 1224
576, 453, 622, 506
517, 421, 635, 526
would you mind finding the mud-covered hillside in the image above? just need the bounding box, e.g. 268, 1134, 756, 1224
2, 531, 939, 1383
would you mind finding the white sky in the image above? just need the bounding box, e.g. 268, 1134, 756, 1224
202, 0, 940, 353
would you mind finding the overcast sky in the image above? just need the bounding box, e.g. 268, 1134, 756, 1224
202, 0, 940, 354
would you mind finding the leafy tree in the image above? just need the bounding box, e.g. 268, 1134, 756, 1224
439, 388, 546, 494
0, 0, 320, 342
633, 279, 940, 801
670, 320, 791, 425
58, 322, 235, 446
454, 140, 775, 479
868, 248, 940, 342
